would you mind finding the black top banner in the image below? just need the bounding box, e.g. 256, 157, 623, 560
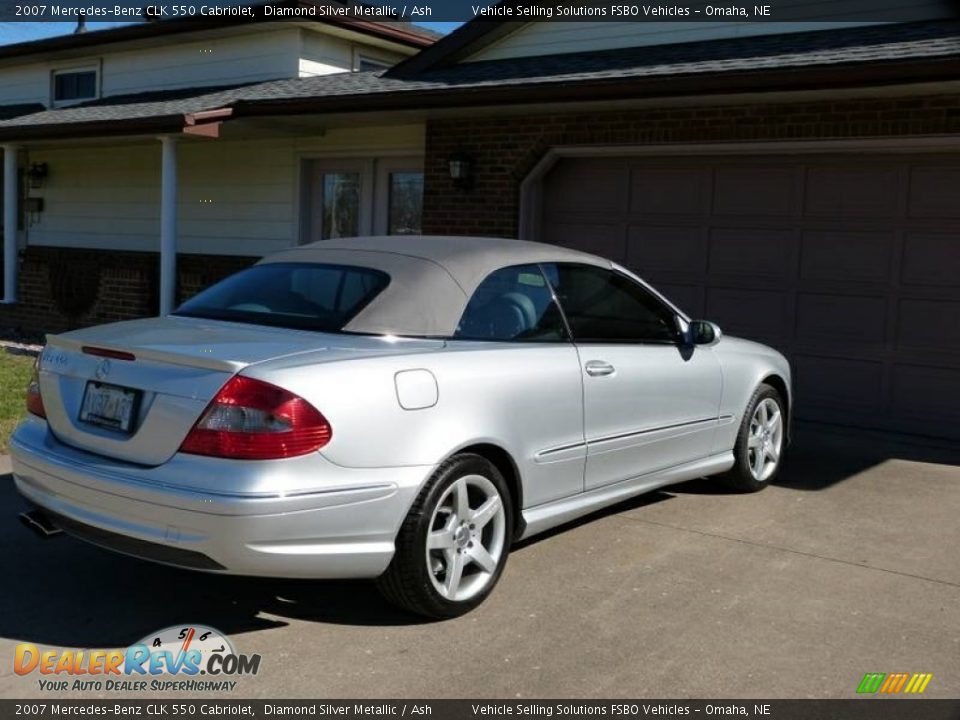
1, 0, 958, 23
2, 700, 960, 720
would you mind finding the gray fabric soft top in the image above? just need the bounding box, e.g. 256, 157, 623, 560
260, 236, 612, 337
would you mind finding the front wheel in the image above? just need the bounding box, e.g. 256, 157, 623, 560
720, 383, 786, 492
377, 453, 513, 619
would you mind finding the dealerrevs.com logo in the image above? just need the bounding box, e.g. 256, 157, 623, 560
14, 625, 261, 693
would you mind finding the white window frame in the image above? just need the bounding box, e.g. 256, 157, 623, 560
51, 63, 101, 107
351, 48, 394, 73
299, 155, 424, 244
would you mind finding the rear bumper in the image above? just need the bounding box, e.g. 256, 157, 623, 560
10, 417, 429, 579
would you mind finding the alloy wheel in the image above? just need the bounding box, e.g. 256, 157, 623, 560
425, 474, 507, 602
747, 397, 783, 482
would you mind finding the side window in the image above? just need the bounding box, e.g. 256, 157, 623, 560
547, 263, 680, 344
455, 265, 568, 342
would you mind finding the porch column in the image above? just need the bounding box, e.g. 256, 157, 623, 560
2, 144, 18, 304
159, 135, 178, 315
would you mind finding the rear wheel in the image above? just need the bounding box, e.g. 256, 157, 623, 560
377, 454, 512, 619
720, 383, 785, 492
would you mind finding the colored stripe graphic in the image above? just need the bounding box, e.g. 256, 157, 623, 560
857, 673, 886, 694
857, 672, 933, 694
904, 673, 934, 694
880, 672, 909, 693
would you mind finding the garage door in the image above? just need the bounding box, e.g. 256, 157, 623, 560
538, 154, 960, 440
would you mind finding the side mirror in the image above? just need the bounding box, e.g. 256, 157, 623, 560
687, 319, 722, 346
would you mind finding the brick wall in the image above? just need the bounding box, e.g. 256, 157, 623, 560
422, 93, 960, 238
0, 247, 256, 337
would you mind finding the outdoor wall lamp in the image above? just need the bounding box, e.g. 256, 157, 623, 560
448, 154, 473, 190
27, 162, 49, 189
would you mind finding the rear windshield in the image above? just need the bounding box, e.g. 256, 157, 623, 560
173, 262, 390, 332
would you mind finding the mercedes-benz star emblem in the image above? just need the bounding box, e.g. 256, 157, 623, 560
95, 358, 111, 380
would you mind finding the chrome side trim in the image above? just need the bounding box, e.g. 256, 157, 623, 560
587, 417, 717, 446
535, 440, 587, 459
536, 417, 721, 462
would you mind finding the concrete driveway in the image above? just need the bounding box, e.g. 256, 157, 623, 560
1, 426, 958, 699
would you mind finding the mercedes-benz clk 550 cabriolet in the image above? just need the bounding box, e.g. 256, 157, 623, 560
12, 236, 790, 618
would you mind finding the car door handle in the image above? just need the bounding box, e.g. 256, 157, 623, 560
584, 360, 615, 377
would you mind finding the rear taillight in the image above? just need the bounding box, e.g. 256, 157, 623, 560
179, 376, 331, 460
26, 355, 45, 419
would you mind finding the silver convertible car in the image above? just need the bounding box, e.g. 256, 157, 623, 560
12, 236, 790, 618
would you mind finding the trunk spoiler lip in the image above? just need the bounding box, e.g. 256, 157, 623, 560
44, 334, 384, 374
46, 325, 449, 376
46, 334, 248, 374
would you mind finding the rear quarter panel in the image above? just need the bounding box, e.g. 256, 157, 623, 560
243, 342, 587, 508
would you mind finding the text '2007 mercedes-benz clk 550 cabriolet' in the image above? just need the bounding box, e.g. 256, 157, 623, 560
12, 236, 791, 618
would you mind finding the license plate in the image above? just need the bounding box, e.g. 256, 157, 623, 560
79, 382, 141, 434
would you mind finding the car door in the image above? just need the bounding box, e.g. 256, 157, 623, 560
544, 263, 723, 491
452, 263, 586, 507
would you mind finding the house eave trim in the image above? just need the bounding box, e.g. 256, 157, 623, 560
0, 109, 233, 143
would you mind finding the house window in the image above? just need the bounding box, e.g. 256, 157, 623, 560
305, 157, 423, 242
52, 67, 98, 105
387, 171, 423, 235
355, 55, 391, 73
320, 172, 362, 239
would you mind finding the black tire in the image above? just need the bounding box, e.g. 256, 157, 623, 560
377, 453, 513, 619
719, 383, 786, 492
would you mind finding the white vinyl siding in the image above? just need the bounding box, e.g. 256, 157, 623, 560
0, 30, 298, 106
102, 29, 300, 95
0, 64, 48, 106
298, 58, 348, 77
297, 30, 355, 77
0, 27, 410, 107
468, 2, 954, 62
24, 124, 425, 257
294, 34, 404, 77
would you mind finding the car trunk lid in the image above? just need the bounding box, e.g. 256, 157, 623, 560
37, 316, 394, 466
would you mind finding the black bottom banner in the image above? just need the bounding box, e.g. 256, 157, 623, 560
2, 700, 959, 720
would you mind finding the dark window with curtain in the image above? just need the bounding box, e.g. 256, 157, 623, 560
53, 70, 97, 103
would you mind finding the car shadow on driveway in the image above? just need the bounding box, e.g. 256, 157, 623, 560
670, 422, 960, 496
1, 482, 677, 645
0, 480, 432, 649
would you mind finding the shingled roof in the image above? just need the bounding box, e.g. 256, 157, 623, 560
0, 103, 45, 121
1, 20, 958, 140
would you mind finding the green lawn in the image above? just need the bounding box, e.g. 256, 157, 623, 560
0, 351, 34, 454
